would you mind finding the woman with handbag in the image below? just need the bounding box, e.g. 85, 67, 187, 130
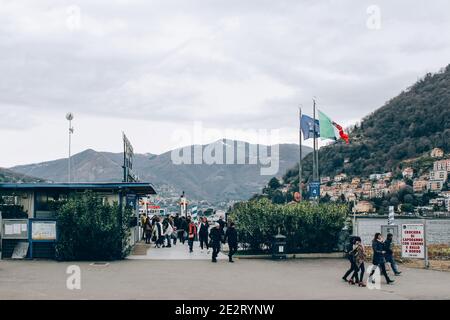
187, 219, 197, 253
350, 237, 366, 287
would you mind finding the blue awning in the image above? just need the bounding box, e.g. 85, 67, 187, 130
0, 182, 157, 195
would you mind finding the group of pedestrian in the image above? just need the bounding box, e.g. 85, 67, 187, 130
140, 213, 238, 263
343, 232, 401, 286
141, 214, 177, 247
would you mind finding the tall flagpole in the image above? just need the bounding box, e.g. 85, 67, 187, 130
314, 100, 320, 182
298, 106, 303, 201
313, 98, 317, 182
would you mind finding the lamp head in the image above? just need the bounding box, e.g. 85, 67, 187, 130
66, 112, 74, 121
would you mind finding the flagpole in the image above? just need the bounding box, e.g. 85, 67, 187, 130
298, 106, 303, 201
313, 98, 317, 182
315, 102, 320, 184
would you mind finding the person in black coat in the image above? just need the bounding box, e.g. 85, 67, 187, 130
384, 233, 401, 275
209, 223, 223, 263
224, 222, 238, 263
342, 236, 358, 282
177, 216, 187, 245
370, 233, 394, 284
217, 217, 226, 232
198, 217, 209, 251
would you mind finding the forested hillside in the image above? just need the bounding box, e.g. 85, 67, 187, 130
283, 64, 450, 187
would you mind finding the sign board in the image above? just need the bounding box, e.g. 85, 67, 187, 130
31, 220, 57, 241
126, 194, 137, 209
1, 219, 28, 239
401, 224, 425, 259
122, 132, 138, 182
388, 206, 395, 225
381, 225, 399, 244
308, 182, 320, 199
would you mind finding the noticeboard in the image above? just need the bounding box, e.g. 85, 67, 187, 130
31, 220, 57, 241
1, 219, 29, 239
401, 224, 425, 259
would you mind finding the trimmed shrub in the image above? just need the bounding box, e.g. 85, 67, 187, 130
55, 192, 134, 261
228, 198, 347, 253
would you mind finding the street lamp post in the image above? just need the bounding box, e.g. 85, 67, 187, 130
66, 112, 74, 183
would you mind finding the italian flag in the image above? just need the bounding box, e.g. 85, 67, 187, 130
318, 110, 349, 144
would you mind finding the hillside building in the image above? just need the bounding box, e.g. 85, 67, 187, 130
431, 148, 444, 158
434, 159, 450, 172
413, 179, 428, 193
430, 170, 448, 182
402, 167, 414, 179
428, 180, 444, 192
353, 201, 375, 213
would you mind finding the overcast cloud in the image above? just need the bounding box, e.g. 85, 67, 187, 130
1, 0, 450, 167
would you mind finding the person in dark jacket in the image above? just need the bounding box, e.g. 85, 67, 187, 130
370, 233, 394, 284
198, 217, 209, 251
384, 233, 401, 275
209, 222, 223, 263
144, 215, 152, 244
177, 216, 187, 245
217, 217, 226, 232
342, 236, 358, 282
224, 222, 238, 263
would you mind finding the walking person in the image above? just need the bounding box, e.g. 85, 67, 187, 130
169, 215, 177, 246
141, 213, 148, 241
384, 233, 401, 276
224, 221, 238, 263
177, 216, 187, 245
342, 236, 357, 282
209, 222, 223, 263
144, 216, 152, 244
152, 216, 164, 248
369, 233, 394, 284
350, 237, 366, 287
199, 217, 209, 252
217, 215, 226, 232
187, 218, 197, 253
163, 219, 174, 248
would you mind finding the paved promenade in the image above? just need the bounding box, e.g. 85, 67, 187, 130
128, 241, 227, 260
1, 256, 450, 299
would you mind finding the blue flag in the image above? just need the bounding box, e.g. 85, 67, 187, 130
301, 115, 320, 140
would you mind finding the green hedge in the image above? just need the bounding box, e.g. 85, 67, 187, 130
55, 192, 133, 261
228, 199, 348, 253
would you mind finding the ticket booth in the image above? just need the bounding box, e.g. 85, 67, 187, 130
0, 182, 157, 259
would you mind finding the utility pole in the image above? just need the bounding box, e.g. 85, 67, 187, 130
66, 112, 74, 183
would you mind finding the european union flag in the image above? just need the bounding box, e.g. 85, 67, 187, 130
301, 115, 320, 140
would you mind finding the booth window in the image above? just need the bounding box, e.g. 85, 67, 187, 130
35, 192, 67, 218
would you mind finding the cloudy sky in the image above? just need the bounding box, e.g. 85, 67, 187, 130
1, 0, 450, 167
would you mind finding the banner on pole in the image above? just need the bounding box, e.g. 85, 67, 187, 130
308, 182, 320, 199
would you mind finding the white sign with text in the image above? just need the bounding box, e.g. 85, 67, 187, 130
401, 224, 425, 259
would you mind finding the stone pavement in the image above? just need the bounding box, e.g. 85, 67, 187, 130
1, 258, 450, 299
128, 241, 227, 260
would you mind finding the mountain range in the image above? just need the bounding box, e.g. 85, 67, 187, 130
9, 140, 312, 203
0, 167, 45, 183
